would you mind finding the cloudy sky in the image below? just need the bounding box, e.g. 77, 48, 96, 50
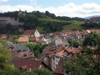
0, 0, 100, 18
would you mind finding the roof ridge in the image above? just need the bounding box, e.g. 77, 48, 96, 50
12, 44, 17, 50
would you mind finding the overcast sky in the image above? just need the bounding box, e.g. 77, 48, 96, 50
0, 0, 100, 18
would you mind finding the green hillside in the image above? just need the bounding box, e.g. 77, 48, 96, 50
0, 11, 85, 34
38, 18, 73, 23
37, 18, 84, 32
63, 22, 84, 30
38, 18, 84, 31
39, 18, 84, 31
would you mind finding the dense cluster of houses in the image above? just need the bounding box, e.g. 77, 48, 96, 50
90, 17, 100, 23
1, 29, 100, 75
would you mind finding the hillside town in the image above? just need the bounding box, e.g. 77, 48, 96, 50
0, 2, 100, 74
0, 28, 100, 75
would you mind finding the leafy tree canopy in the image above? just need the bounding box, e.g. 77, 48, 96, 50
83, 32, 100, 46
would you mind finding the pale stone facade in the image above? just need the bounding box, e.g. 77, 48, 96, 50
23, 30, 40, 38
52, 38, 63, 46
51, 54, 61, 71
34, 30, 40, 37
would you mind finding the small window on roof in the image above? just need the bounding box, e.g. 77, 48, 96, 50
23, 54, 27, 57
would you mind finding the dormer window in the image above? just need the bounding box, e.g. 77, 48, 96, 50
23, 50, 25, 52
23, 54, 27, 57
17, 50, 21, 52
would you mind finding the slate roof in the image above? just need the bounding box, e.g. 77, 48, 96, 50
6, 44, 29, 51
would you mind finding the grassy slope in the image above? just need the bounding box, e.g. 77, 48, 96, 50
38, 18, 72, 23
38, 18, 73, 32
63, 22, 84, 30
38, 18, 84, 31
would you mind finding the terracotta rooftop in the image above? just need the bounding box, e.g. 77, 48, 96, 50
23, 30, 36, 35
32, 37, 41, 43
54, 60, 64, 75
56, 50, 67, 58
16, 58, 42, 71
42, 46, 64, 54
65, 47, 80, 54
1, 35, 7, 40
13, 52, 34, 58
61, 34, 67, 37
90, 17, 100, 22
18, 37, 29, 43
86, 30, 91, 33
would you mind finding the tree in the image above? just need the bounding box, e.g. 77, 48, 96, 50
13, 39, 18, 44
0, 68, 54, 75
29, 38, 33, 42
0, 47, 16, 71
0, 70, 20, 75
83, 32, 100, 46
0, 38, 12, 47
21, 43, 48, 57
68, 39, 83, 48
33, 69, 54, 75
64, 44, 100, 75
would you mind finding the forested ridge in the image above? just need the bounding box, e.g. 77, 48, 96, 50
0, 11, 85, 34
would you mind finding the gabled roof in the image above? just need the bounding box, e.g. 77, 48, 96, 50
65, 47, 80, 54
86, 30, 91, 33
52, 35, 61, 41
11, 52, 35, 65
18, 37, 29, 43
32, 37, 41, 43
12, 52, 34, 58
23, 30, 36, 35
54, 60, 64, 75
1, 35, 7, 40
56, 50, 67, 58
6, 44, 29, 51
16, 58, 42, 70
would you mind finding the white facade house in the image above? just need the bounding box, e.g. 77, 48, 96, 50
34, 30, 40, 37
51, 54, 61, 71
23, 29, 40, 38
43, 56, 49, 66
42, 54, 61, 71
52, 38, 63, 46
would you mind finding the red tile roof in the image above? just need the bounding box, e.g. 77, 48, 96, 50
18, 37, 29, 43
16, 58, 42, 71
90, 17, 100, 22
1, 35, 7, 40
12, 52, 34, 59
23, 30, 36, 35
54, 60, 64, 75
56, 50, 67, 58
42, 46, 64, 54
32, 37, 41, 43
